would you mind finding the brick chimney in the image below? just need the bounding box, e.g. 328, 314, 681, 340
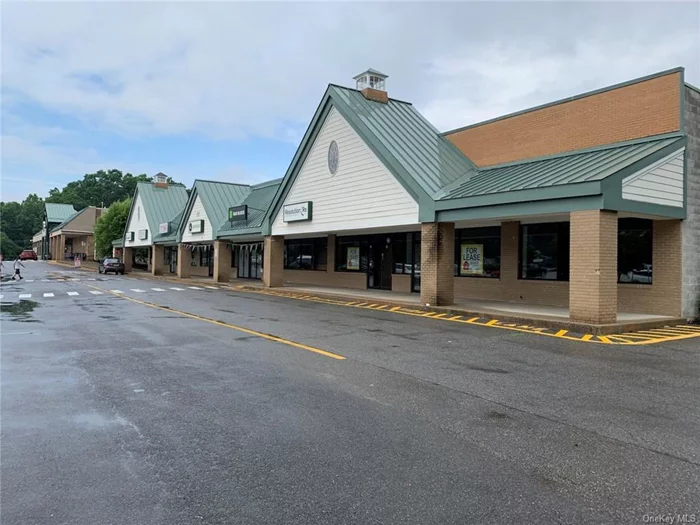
354, 69, 389, 104
154, 172, 168, 189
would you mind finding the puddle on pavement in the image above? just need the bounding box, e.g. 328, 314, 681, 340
0, 300, 41, 322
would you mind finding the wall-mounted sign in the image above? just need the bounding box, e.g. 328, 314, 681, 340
229, 205, 248, 222
460, 243, 483, 275
127, 232, 135, 241
138, 229, 148, 240
159, 222, 169, 234
188, 220, 204, 234
347, 246, 360, 271
283, 201, 313, 223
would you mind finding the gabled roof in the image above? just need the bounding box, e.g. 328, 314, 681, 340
153, 209, 184, 244
267, 84, 477, 228
178, 180, 250, 238
217, 178, 282, 237
437, 134, 685, 202
132, 182, 189, 235
45, 203, 77, 223
50, 208, 84, 232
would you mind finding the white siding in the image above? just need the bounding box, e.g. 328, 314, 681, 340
125, 193, 151, 248
271, 107, 418, 236
181, 194, 214, 242
622, 148, 684, 208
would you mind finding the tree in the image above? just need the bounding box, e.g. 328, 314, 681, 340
93, 198, 131, 258
0, 232, 22, 260
46, 170, 161, 209
20, 194, 45, 237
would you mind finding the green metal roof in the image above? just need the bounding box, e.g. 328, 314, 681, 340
50, 208, 85, 233
45, 203, 77, 223
153, 209, 184, 243
134, 182, 189, 235
437, 134, 685, 201
194, 180, 250, 227
328, 85, 477, 196
218, 179, 281, 237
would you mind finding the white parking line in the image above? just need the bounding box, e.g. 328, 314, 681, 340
43, 293, 55, 298
111, 290, 124, 294
130, 289, 145, 293
19, 294, 32, 299
169, 287, 185, 291
204, 285, 218, 290
151, 288, 166, 291
86, 278, 96, 281
188, 286, 203, 290
0, 294, 4, 299
26, 280, 35, 283
67, 292, 79, 296
89, 290, 103, 295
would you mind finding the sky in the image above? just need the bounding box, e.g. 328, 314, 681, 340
1, 1, 699, 203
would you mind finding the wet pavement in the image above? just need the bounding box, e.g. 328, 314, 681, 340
2, 261, 699, 524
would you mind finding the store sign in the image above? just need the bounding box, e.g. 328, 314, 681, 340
347, 246, 360, 271
159, 222, 169, 234
127, 231, 135, 241
283, 201, 312, 222
460, 243, 483, 275
229, 205, 247, 222
188, 220, 204, 234
138, 229, 148, 240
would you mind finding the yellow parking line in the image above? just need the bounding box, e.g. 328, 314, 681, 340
375, 304, 388, 310
466, 317, 480, 323
433, 313, 447, 318
597, 336, 612, 344
554, 329, 568, 337
449, 315, 462, 320
390, 306, 401, 312
85, 285, 345, 360
486, 319, 498, 326
581, 334, 593, 341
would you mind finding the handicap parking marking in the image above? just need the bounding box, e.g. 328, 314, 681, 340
43, 293, 55, 298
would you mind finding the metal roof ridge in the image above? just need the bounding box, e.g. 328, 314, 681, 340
442, 67, 685, 136
479, 132, 685, 171
327, 84, 414, 106
251, 178, 283, 190
193, 179, 252, 187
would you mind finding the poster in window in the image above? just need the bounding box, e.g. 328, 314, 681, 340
347, 246, 360, 271
460, 244, 483, 275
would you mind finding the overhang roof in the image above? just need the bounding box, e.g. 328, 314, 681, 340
45, 203, 77, 223
50, 207, 87, 233
437, 134, 685, 202
217, 179, 281, 237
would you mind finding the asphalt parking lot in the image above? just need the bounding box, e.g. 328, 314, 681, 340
2, 262, 699, 524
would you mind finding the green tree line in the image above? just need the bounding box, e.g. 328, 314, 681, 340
0, 169, 175, 259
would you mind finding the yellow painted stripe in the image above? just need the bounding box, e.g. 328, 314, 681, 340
423, 312, 437, 317
466, 317, 480, 323
645, 328, 700, 335
85, 285, 345, 360
597, 336, 612, 344
448, 315, 462, 320
486, 319, 498, 326
433, 313, 447, 318
367, 303, 379, 308
375, 304, 388, 310
390, 306, 401, 312
581, 334, 593, 341
554, 329, 568, 337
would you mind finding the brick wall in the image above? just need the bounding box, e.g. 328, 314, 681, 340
420, 222, 455, 306
682, 86, 700, 318
446, 71, 682, 166
284, 269, 367, 289
263, 236, 284, 287
569, 210, 618, 324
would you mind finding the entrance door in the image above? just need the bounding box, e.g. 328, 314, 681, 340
368, 236, 392, 290
169, 247, 178, 274
207, 245, 214, 277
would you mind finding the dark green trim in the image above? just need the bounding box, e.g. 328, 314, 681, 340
121, 186, 140, 247
437, 196, 604, 222
442, 67, 685, 136
686, 82, 700, 95
436, 181, 602, 211
680, 68, 686, 135
176, 186, 199, 243
603, 192, 685, 218
418, 197, 436, 223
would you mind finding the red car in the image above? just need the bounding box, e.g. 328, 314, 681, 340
19, 250, 37, 261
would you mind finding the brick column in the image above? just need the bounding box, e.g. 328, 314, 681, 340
177, 244, 190, 278
500, 221, 520, 287
152, 244, 165, 276
262, 236, 284, 288
123, 247, 133, 272
569, 210, 618, 324
58, 235, 66, 262
213, 240, 231, 283
326, 234, 336, 272
651, 220, 682, 317
420, 222, 455, 306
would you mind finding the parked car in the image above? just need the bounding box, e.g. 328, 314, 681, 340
99, 257, 125, 275
19, 250, 37, 261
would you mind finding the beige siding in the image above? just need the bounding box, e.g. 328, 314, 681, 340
271, 107, 418, 236
125, 194, 151, 248
182, 195, 214, 243
622, 148, 684, 207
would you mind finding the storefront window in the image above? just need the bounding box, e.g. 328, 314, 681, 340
618, 219, 653, 284
392, 233, 417, 275
284, 238, 327, 270
200, 247, 211, 267
519, 222, 570, 281
231, 245, 239, 268
454, 226, 500, 278
336, 236, 368, 272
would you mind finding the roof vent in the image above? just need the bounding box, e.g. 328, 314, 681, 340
154, 172, 168, 188
354, 69, 388, 104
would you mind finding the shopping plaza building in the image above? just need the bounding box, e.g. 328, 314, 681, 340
119, 67, 700, 324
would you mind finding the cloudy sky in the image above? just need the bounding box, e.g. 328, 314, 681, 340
2, 1, 699, 202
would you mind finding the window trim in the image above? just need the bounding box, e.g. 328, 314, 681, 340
518, 222, 570, 282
